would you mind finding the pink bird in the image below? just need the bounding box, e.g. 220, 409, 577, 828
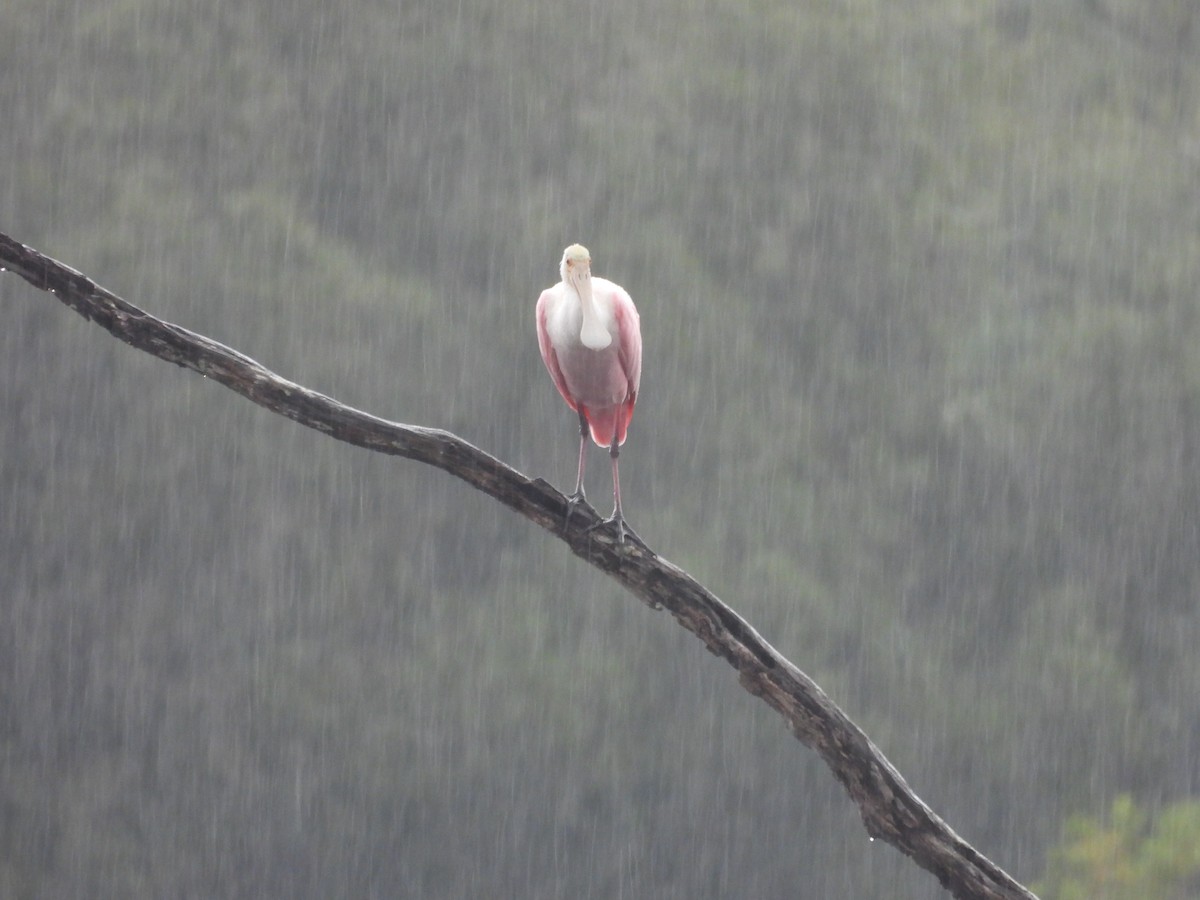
536, 244, 642, 545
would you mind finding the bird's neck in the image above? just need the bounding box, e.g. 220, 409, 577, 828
572, 278, 612, 350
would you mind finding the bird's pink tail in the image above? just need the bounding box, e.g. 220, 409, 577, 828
584, 401, 634, 449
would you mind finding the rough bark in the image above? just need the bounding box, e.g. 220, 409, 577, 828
0, 231, 1037, 900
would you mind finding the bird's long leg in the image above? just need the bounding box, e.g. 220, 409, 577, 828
564, 408, 590, 529
610, 442, 625, 526
586, 438, 648, 550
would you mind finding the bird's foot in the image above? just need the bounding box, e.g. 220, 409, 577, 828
564, 490, 592, 531
585, 513, 651, 553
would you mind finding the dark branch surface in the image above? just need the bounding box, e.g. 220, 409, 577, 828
0, 231, 1037, 900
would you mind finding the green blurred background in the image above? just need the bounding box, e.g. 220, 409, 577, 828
3, 1, 1199, 896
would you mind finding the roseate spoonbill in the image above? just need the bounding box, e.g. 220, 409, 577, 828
536, 244, 642, 545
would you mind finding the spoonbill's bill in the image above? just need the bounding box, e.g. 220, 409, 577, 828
536, 244, 642, 545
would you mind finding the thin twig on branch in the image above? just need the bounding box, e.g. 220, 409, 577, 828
0, 231, 1036, 900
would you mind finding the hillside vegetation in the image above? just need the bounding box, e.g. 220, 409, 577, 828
3, 0, 1199, 896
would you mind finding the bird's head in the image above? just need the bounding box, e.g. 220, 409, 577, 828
560, 243, 592, 287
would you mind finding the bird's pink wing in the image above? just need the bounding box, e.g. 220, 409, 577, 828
612, 288, 642, 401
610, 287, 642, 444
535, 289, 578, 411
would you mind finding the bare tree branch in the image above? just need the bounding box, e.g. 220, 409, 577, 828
0, 231, 1037, 900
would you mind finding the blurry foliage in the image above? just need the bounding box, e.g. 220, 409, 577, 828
1036, 794, 1200, 900
3, 0, 1200, 896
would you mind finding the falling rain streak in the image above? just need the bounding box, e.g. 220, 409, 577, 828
2, 1, 1199, 898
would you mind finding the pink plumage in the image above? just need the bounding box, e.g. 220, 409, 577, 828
536, 244, 642, 544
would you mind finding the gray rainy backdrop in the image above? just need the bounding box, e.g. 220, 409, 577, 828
3, 0, 1200, 897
